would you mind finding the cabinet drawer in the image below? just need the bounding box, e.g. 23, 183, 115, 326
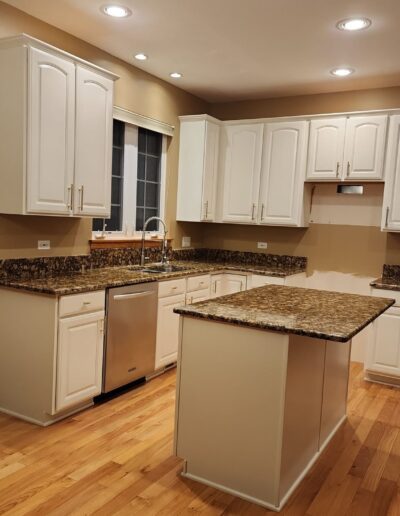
59, 290, 105, 318
187, 275, 211, 293
370, 288, 399, 307
158, 278, 186, 298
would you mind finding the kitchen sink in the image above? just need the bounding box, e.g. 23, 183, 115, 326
140, 264, 190, 274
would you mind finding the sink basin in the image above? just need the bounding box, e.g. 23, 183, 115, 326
141, 264, 189, 274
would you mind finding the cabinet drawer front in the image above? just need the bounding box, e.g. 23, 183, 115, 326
59, 290, 105, 318
187, 275, 211, 293
370, 288, 400, 307
158, 278, 186, 298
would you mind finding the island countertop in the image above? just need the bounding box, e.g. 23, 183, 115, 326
174, 284, 394, 342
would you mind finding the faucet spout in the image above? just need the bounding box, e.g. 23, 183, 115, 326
141, 217, 168, 266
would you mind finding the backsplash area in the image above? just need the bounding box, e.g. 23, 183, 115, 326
0, 247, 307, 279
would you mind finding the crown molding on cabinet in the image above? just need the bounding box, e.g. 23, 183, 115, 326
114, 106, 175, 136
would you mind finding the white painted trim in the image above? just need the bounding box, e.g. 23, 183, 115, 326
0, 34, 119, 80
159, 135, 167, 224
0, 401, 94, 427
122, 124, 139, 233
180, 471, 280, 512
114, 106, 174, 136
179, 114, 221, 124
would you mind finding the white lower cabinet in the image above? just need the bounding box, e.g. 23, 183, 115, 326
210, 273, 247, 298
156, 292, 186, 370
186, 288, 210, 305
366, 306, 400, 379
56, 311, 104, 412
250, 274, 285, 288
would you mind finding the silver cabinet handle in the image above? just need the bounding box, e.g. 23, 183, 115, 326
261, 204, 265, 220
114, 291, 154, 301
67, 184, 73, 210
251, 203, 256, 220
346, 161, 350, 177
336, 162, 340, 178
204, 201, 209, 220
386, 207, 390, 227
78, 185, 84, 211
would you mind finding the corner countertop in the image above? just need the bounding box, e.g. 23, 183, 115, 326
0, 261, 305, 296
174, 284, 394, 342
370, 277, 400, 292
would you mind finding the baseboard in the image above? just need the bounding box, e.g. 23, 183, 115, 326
0, 401, 93, 426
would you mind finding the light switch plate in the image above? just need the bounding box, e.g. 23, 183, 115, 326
38, 240, 51, 250
257, 242, 268, 249
182, 236, 191, 248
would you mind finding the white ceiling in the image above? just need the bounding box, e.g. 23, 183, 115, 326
4, 0, 400, 102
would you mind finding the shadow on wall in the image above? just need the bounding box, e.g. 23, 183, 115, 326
0, 215, 91, 259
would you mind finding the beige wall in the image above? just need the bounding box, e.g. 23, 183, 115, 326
0, 1, 207, 258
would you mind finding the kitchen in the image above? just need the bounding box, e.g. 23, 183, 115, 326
1, 0, 400, 514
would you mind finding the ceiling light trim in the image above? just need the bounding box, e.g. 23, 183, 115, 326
101, 4, 132, 18
336, 17, 371, 31
330, 67, 355, 77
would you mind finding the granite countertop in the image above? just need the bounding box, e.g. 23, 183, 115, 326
174, 284, 394, 342
0, 261, 305, 296
370, 277, 400, 292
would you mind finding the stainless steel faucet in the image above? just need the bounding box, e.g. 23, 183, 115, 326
141, 216, 168, 266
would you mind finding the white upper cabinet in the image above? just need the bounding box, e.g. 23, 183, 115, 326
306, 118, 346, 181
220, 123, 264, 223
307, 114, 388, 182
259, 121, 309, 226
74, 66, 113, 217
0, 35, 118, 217
27, 48, 75, 215
344, 115, 388, 181
176, 116, 220, 222
382, 115, 400, 231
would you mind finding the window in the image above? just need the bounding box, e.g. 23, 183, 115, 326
93, 122, 166, 234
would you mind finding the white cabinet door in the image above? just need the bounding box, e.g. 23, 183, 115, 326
27, 47, 75, 215
259, 121, 309, 226
156, 293, 186, 369
250, 274, 285, 289
344, 115, 388, 181
221, 124, 263, 223
306, 118, 346, 181
74, 65, 113, 217
210, 274, 225, 298
366, 307, 400, 377
56, 311, 104, 412
202, 121, 220, 221
186, 288, 210, 305
224, 273, 247, 294
176, 118, 220, 222
382, 115, 400, 231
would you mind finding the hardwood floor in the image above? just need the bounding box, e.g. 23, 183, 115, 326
0, 362, 400, 515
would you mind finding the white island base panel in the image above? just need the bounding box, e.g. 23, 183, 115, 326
174, 318, 351, 511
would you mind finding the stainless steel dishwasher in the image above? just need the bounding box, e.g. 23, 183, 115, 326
103, 282, 158, 393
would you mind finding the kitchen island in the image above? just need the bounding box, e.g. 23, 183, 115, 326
174, 285, 394, 512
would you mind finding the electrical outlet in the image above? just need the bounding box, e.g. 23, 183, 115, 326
38, 240, 51, 250
257, 242, 268, 249
182, 236, 191, 248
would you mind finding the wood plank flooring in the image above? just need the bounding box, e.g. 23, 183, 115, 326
0, 362, 400, 514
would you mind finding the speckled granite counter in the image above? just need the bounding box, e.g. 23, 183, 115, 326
174, 284, 394, 342
0, 261, 305, 296
371, 264, 400, 292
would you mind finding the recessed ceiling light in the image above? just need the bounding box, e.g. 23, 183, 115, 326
102, 5, 132, 18
134, 53, 148, 61
330, 67, 355, 77
336, 17, 371, 31
170, 72, 182, 79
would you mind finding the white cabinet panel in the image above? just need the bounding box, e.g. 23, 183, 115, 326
176, 117, 220, 222
224, 273, 247, 294
27, 47, 75, 214
74, 65, 113, 217
221, 124, 263, 223
250, 274, 285, 288
186, 288, 210, 305
210, 274, 225, 298
56, 311, 104, 412
306, 118, 346, 180
344, 115, 387, 180
259, 121, 309, 226
156, 293, 186, 369
366, 307, 400, 377
382, 115, 400, 231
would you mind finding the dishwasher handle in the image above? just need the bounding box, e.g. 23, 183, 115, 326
113, 291, 155, 301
